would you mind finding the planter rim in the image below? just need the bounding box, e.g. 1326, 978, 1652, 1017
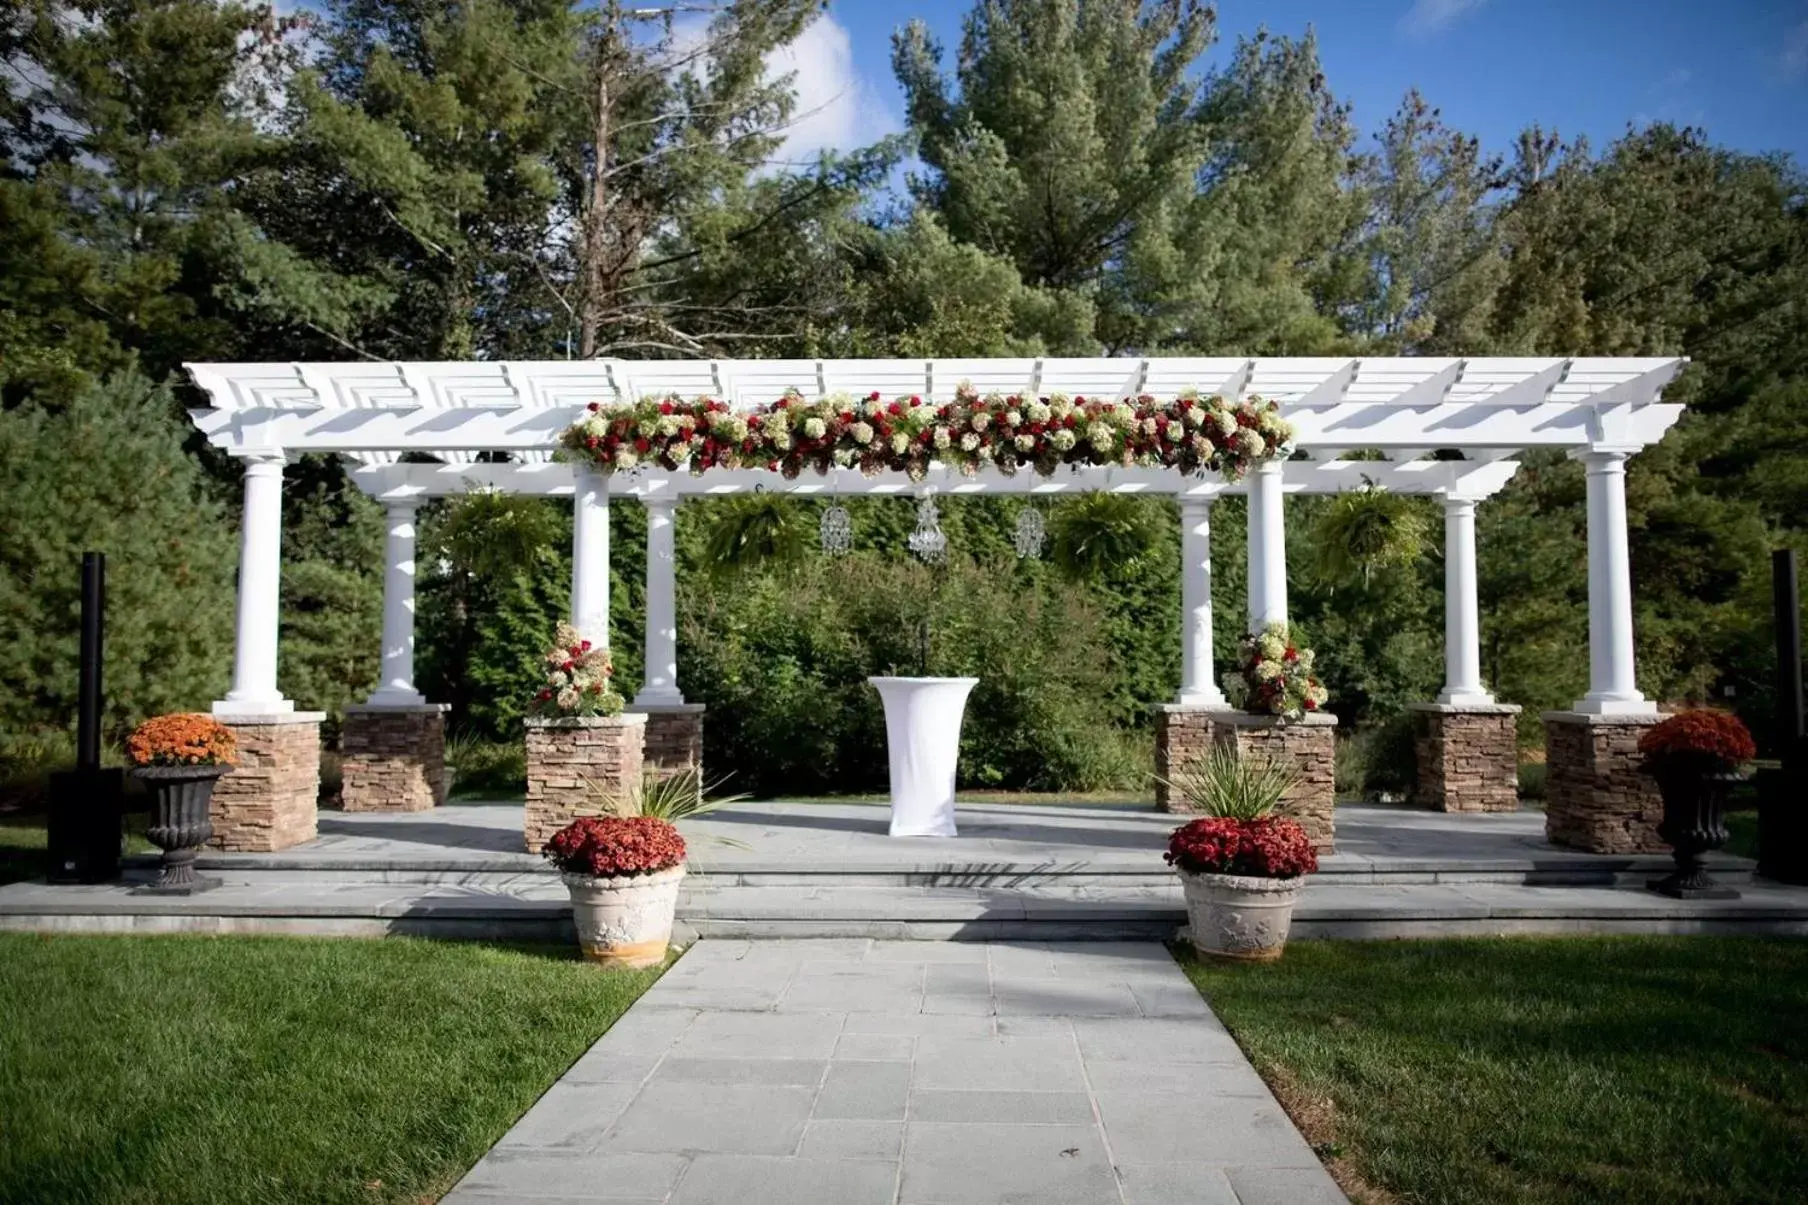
866, 676, 980, 686
1640, 764, 1749, 783
1208, 710, 1338, 729
560, 864, 686, 889
525, 713, 647, 729
129, 763, 234, 781
1177, 868, 1310, 893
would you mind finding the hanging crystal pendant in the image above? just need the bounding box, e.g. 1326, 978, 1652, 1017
908, 496, 948, 563
819, 504, 852, 555
1013, 506, 1046, 559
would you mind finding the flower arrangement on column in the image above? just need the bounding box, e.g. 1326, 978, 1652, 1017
531, 622, 624, 716
542, 815, 686, 967
1162, 749, 1319, 961
559, 386, 1293, 483
1637, 710, 1756, 899
126, 713, 238, 893
1222, 623, 1328, 719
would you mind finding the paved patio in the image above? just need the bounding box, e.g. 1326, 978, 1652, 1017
445, 939, 1346, 1205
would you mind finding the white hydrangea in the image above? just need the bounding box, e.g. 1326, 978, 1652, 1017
802, 417, 826, 440
1236, 429, 1263, 455
1004, 409, 1022, 427
971, 412, 991, 431
851, 421, 874, 445
1112, 401, 1136, 423
961, 432, 980, 451
1026, 400, 1052, 424
656, 416, 678, 438
1051, 429, 1077, 451
834, 448, 857, 467
1015, 434, 1036, 452
891, 432, 910, 455
1254, 659, 1283, 682
771, 432, 792, 451
1086, 422, 1115, 452
933, 427, 952, 450
1183, 407, 1204, 429
977, 442, 996, 460
1258, 631, 1286, 661
1217, 411, 1239, 437
614, 449, 639, 470
1141, 418, 1160, 436
556, 687, 581, 710
865, 397, 887, 417
1048, 395, 1074, 420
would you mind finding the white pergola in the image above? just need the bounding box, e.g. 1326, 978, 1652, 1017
185, 356, 1685, 720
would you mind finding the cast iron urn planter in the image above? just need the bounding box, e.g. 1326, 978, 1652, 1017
1646, 766, 1743, 900
131, 764, 230, 894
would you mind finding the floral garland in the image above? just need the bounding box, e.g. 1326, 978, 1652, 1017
530, 622, 625, 718
559, 386, 1292, 483
1223, 623, 1328, 720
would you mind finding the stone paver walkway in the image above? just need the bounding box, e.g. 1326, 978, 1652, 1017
445, 940, 1346, 1205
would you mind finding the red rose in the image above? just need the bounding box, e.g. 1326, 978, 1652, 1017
634, 438, 650, 453
580, 640, 592, 651
537, 689, 552, 701
1304, 697, 1317, 711
869, 391, 881, 401
587, 402, 600, 412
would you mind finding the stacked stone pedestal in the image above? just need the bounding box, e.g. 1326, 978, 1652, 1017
524, 714, 647, 854
1210, 713, 1338, 853
1153, 706, 1228, 812
210, 712, 324, 852
341, 704, 448, 812
1542, 710, 1667, 854
630, 704, 705, 783
1410, 703, 1522, 813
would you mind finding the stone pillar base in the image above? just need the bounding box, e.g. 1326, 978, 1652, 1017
1410, 702, 1522, 813
524, 714, 647, 854
629, 704, 705, 783
1542, 710, 1668, 853
1152, 705, 1231, 812
1205, 712, 1339, 853
210, 711, 325, 852
341, 704, 448, 812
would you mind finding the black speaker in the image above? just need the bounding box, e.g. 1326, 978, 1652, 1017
46, 767, 124, 884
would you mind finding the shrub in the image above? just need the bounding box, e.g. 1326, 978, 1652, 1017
125, 714, 236, 768
444, 734, 526, 799
1165, 815, 1318, 878
542, 815, 685, 878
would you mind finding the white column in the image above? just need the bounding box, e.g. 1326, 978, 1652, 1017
215, 454, 292, 714
1574, 449, 1654, 714
634, 496, 683, 706
570, 467, 610, 648
366, 500, 426, 706
1437, 495, 1493, 705
1177, 497, 1227, 706
1246, 459, 1288, 631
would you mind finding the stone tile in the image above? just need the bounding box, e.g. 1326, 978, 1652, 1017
844, 1014, 995, 1038
554, 1050, 664, 1085
782, 968, 925, 1013
653, 1057, 828, 1086
814, 1060, 911, 1121
1084, 1058, 1272, 1098
1094, 1091, 1323, 1167
834, 1032, 915, 1061
673, 1012, 845, 1059
992, 976, 1142, 1018
603, 1083, 815, 1155
913, 1035, 1086, 1092
585, 1007, 699, 1053
1072, 1017, 1242, 1065
1127, 979, 1212, 1018
909, 1089, 1095, 1125
1226, 1164, 1349, 1204
867, 942, 989, 963
493, 1082, 641, 1148
451, 1149, 687, 1198
1115, 1163, 1241, 1205
992, 1017, 1073, 1039
798, 1120, 905, 1161
668, 1155, 898, 1205
900, 1122, 1117, 1203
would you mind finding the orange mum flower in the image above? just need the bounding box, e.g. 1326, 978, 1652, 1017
126, 713, 238, 767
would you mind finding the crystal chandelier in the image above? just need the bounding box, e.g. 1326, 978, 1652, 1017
1013, 506, 1046, 559
908, 496, 948, 563
819, 504, 851, 555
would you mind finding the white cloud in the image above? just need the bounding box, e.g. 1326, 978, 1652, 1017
764, 15, 899, 161
1402, 0, 1487, 36
1781, 20, 1808, 79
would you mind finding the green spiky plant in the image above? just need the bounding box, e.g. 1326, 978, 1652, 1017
1313, 482, 1431, 587
1156, 748, 1300, 821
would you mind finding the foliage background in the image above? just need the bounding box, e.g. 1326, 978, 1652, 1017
1, 0, 1803, 792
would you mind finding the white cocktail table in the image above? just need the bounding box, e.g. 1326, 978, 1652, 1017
867, 676, 978, 837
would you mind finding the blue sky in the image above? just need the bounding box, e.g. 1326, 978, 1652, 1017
775, 0, 1808, 167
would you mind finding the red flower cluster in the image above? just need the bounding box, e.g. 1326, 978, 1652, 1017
1638, 710, 1756, 771
1165, 816, 1318, 879
542, 815, 686, 878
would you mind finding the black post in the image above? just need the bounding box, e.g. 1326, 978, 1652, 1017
77, 552, 104, 771
1758, 549, 1808, 884
47, 553, 123, 883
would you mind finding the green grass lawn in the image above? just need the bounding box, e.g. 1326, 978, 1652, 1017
1178, 936, 1808, 1204
0, 934, 668, 1204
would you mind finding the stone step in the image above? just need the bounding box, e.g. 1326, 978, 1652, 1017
5, 875, 1802, 943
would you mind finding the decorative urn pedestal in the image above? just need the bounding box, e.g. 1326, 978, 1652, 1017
868, 676, 978, 837
564, 866, 686, 968
132, 765, 231, 895
1647, 769, 1743, 900
1179, 870, 1305, 962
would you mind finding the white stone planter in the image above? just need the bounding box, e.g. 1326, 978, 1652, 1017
868, 676, 978, 837
1179, 869, 1306, 962
563, 864, 684, 968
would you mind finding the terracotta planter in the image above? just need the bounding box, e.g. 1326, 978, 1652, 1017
1180, 869, 1305, 961
563, 864, 685, 967
1648, 766, 1743, 900
131, 764, 231, 894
